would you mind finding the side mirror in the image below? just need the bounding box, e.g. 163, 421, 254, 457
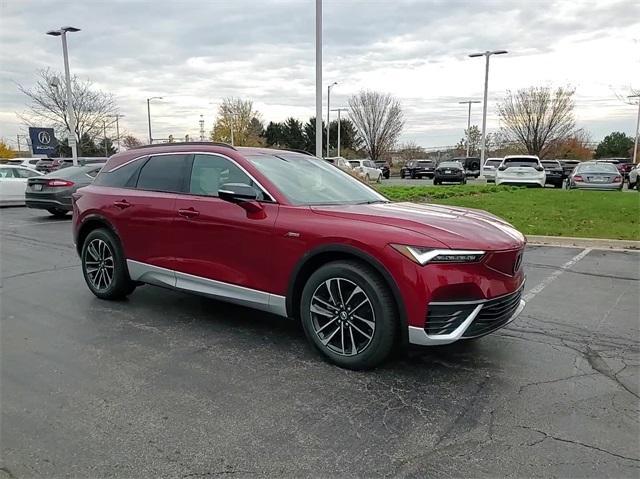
218, 183, 259, 203
498, 166, 507, 171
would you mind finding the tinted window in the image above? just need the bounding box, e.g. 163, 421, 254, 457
136, 154, 190, 192
189, 154, 263, 199
439, 162, 462, 168
348, 161, 360, 168
14, 168, 40, 178
541, 161, 561, 168
485, 160, 502, 167
504, 157, 539, 167
94, 157, 146, 188
576, 163, 618, 173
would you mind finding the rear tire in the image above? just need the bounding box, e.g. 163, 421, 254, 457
47, 208, 68, 218
300, 261, 397, 370
81, 228, 136, 300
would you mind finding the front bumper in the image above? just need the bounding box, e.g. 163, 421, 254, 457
408, 288, 526, 345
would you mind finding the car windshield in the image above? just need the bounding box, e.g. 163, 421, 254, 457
504, 157, 539, 167
577, 163, 618, 173
417, 161, 433, 166
485, 160, 502, 167
439, 162, 460, 168
245, 154, 388, 205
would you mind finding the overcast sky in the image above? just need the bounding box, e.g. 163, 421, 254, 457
1, 0, 639, 150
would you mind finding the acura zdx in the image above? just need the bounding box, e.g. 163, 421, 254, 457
73, 143, 526, 369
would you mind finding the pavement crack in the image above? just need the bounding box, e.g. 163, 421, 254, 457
584, 346, 640, 400
517, 373, 596, 393
516, 425, 640, 462
2, 264, 80, 281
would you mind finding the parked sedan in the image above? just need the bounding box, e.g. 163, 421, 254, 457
400, 159, 435, 179
26, 163, 104, 217
540, 160, 564, 188
0, 165, 43, 206
482, 158, 503, 183
628, 164, 640, 190
349, 159, 382, 182
433, 161, 466, 185
567, 162, 623, 191
374, 160, 390, 179
495, 155, 545, 187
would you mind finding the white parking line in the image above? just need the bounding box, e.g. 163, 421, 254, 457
523, 248, 592, 302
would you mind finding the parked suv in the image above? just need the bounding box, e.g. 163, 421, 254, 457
495, 155, 546, 187
348, 159, 382, 182
374, 160, 390, 179
540, 160, 564, 188
400, 159, 435, 179
73, 143, 526, 369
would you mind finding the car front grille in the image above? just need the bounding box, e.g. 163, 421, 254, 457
462, 288, 523, 338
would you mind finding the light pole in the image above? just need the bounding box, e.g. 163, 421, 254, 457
147, 96, 163, 144
458, 100, 481, 157
46, 26, 81, 165
630, 94, 640, 165
331, 107, 348, 156
106, 114, 124, 152
469, 49, 508, 165
315, 0, 322, 158
326, 81, 338, 156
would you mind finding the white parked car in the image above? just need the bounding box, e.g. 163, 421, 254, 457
495, 155, 546, 187
628, 164, 639, 190
348, 159, 382, 182
0, 165, 43, 206
3, 157, 42, 169
482, 158, 503, 183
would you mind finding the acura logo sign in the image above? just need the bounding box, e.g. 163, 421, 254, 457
38, 131, 51, 145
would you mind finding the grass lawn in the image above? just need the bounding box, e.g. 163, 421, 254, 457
376, 185, 640, 241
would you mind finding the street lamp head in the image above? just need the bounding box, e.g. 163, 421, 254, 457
46, 30, 62, 36
61, 26, 81, 33
468, 52, 484, 58
492, 50, 508, 55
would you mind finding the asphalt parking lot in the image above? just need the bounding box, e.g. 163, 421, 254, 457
1, 207, 639, 478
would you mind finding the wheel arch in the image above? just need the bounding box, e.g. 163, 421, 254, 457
76, 214, 120, 256
286, 244, 409, 346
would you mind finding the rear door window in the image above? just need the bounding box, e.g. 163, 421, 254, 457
136, 154, 190, 193
188, 154, 264, 199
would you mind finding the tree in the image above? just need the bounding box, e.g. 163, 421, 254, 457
497, 86, 576, 159
396, 141, 426, 163
0, 139, 16, 158
121, 135, 143, 150
348, 91, 404, 162
210, 97, 264, 146
264, 121, 285, 147
303, 117, 326, 155
282, 117, 306, 150
455, 125, 482, 156
96, 137, 117, 156
546, 129, 593, 160
328, 118, 362, 154
18, 68, 119, 149
594, 131, 634, 158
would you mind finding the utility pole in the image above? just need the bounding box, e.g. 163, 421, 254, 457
630, 94, 640, 165
47, 26, 81, 165
469, 50, 508, 165
458, 100, 481, 157
326, 82, 337, 156
103, 121, 108, 156
331, 107, 348, 156
199, 115, 205, 141
315, 0, 322, 158
147, 96, 163, 144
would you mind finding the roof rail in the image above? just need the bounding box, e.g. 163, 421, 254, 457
286, 148, 315, 156
132, 141, 236, 151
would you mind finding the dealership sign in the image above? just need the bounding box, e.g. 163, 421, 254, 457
28, 127, 58, 155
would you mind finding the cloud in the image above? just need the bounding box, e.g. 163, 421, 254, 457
1, 0, 638, 149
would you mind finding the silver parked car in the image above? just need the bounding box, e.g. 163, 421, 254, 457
482, 158, 503, 183
567, 161, 623, 191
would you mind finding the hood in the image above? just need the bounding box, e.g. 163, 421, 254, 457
311, 202, 525, 251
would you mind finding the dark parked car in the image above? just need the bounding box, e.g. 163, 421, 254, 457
559, 159, 580, 178
72, 142, 526, 370
35, 157, 107, 173
433, 160, 466, 185
540, 160, 564, 188
400, 159, 435, 179
26, 163, 104, 217
374, 160, 390, 179
452, 157, 481, 177
597, 158, 633, 179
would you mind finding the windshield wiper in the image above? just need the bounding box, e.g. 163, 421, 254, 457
356, 200, 389, 205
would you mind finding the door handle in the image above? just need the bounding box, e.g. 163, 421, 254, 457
178, 208, 200, 219
113, 199, 131, 209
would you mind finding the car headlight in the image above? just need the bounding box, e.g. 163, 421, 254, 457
391, 245, 485, 265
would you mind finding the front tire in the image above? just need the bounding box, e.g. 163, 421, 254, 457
300, 261, 398, 370
81, 228, 136, 300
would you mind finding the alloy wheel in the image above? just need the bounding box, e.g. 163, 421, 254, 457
309, 277, 376, 356
84, 239, 115, 291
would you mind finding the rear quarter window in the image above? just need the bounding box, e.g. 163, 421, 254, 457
135, 154, 190, 193
93, 157, 146, 188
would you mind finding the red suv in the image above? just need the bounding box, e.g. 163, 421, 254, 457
73, 143, 526, 369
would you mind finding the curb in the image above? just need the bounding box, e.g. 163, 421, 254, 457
526, 235, 640, 251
